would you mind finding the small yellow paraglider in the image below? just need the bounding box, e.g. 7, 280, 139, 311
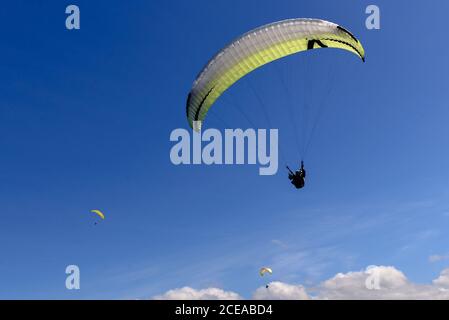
90, 209, 105, 225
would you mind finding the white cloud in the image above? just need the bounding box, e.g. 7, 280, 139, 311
154, 266, 449, 300
253, 282, 309, 300
271, 239, 288, 249
311, 266, 449, 300
429, 254, 449, 263
153, 287, 242, 300
433, 268, 449, 288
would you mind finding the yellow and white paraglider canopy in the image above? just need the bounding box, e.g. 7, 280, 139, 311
186, 18, 365, 131
91, 209, 105, 220
259, 267, 273, 277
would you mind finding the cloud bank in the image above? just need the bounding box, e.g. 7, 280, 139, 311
253, 281, 309, 300
153, 287, 242, 300
153, 266, 449, 300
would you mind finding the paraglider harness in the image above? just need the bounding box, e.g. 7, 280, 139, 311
287, 161, 306, 189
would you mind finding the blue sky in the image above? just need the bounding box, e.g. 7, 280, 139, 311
1, 0, 449, 299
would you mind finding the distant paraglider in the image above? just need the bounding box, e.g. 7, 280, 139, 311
260, 267, 273, 288
90, 209, 105, 225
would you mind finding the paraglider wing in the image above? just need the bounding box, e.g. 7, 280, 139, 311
260, 267, 273, 277
91, 209, 105, 220
186, 18, 365, 131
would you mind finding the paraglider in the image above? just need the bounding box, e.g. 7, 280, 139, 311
260, 267, 273, 289
90, 209, 105, 225
185, 18, 365, 187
